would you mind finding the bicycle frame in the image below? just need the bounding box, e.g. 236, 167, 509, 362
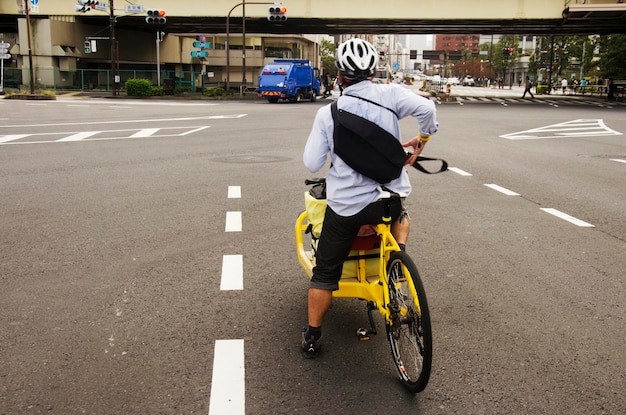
295, 211, 418, 324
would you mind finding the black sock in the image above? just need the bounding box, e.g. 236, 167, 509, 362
398, 243, 406, 252
306, 326, 322, 340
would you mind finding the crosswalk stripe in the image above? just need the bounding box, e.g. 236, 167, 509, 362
57, 131, 100, 141
130, 128, 159, 138
0, 134, 30, 143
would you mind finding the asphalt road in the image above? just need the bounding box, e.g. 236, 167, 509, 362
1, 95, 625, 415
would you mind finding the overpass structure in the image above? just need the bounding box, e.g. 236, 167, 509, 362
0, 0, 624, 92
1, 0, 626, 35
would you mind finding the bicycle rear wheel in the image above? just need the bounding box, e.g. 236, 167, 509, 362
385, 251, 432, 393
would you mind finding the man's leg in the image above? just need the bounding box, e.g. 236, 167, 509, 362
391, 216, 410, 246
308, 287, 332, 327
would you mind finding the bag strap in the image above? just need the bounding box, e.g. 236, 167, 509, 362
341, 94, 399, 118
411, 156, 448, 174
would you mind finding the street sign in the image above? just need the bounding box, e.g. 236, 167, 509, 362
0, 42, 10, 48
192, 41, 211, 49
0, 54, 11, 60
125, 4, 144, 13
0, 48, 7, 54
190, 51, 208, 58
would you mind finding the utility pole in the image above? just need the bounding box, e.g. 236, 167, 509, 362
156, 32, 164, 87
24, 0, 35, 94
109, 0, 118, 96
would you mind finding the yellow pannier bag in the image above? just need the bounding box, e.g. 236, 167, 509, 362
304, 191, 381, 280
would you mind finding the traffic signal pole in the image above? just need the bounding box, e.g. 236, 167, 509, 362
225, 1, 277, 93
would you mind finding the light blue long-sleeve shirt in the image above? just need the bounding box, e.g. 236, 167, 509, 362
303, 80, 439, 216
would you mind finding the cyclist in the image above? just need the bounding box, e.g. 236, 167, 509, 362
301, 38, 439, 358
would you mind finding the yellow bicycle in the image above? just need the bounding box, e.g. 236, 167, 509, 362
295, 178, 432, 393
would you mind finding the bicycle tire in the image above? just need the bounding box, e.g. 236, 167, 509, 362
385, 250, 432, 393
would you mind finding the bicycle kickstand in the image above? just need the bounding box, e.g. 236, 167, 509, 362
356, 301, 378, 341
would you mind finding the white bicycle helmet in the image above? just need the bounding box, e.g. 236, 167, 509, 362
335, 38, 379, 78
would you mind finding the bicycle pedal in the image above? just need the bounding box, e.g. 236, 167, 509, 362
356, 328, 371, 341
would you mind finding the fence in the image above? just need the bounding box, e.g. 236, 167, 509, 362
0, 67, 222, 93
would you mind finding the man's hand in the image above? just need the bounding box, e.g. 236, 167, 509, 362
402, 136, 427, 166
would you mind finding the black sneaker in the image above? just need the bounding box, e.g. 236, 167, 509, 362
301, 329, 321, 359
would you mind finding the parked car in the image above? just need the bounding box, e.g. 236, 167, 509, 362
462, 76, 475, 86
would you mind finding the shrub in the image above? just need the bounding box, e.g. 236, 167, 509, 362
536, 84, 550, 94
204, 87, 225, 97
125, 78, 153, 97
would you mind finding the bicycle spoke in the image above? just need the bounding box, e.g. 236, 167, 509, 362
385, 251, 432, 393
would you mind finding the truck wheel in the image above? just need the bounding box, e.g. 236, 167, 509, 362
289, 92, 303, 103
310, 92, 316, 102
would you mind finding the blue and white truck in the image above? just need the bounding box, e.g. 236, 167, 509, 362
257, 59, 321, 103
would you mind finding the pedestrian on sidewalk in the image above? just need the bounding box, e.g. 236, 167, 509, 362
561, 78, 568, 95
522, 76, 534, 99
607, 78, 616, 101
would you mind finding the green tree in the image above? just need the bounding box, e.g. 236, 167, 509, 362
319, 38, 336, 76
597, 34, 626, 79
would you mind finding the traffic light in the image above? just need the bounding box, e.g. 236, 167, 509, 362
84, 40, 91, 53
502, 47, 514, 57
75, 0, 104, 13
146, 9, 166, 24
267, 3, 287, 21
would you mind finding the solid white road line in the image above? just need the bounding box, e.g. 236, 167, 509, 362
540, 208, 594, 227
484, 183, 520, 196
448, 167, 473, 176
221, 255, 243, 290
610, 158, 626, 164
208, 339, 245, 415
225, 211, 242, 232
228, 186, 242, 198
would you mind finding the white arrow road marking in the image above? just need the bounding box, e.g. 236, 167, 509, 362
500, 119, 622, 140
208, 339, 245, 415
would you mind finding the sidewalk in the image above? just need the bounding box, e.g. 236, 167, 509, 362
447, 84, 609, 101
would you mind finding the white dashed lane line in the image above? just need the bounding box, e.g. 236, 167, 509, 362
225, 211, 242, 232
221, 255, 243, 290
484, 183, 520, 196
448, 167, 472, 176
208, 339, 246, 415
453, 169, 595, 227
540, 208, 595, 227
209, 187, 246, 414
